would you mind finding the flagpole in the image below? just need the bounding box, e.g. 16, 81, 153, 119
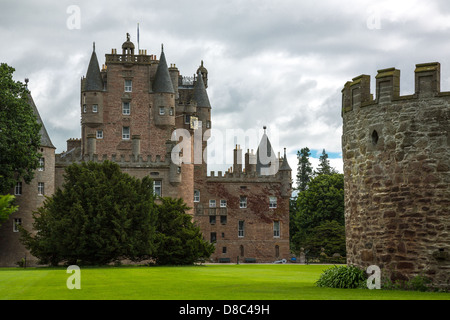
137, 23, 140, 52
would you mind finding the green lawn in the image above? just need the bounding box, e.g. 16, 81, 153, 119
0, 264, 448, 300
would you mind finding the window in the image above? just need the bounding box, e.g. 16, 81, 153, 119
159, 107, 165, 115
38, 182, 45, 195
83, 105, 87, 113
38, 158, 45, 171
122, 127, 130, 140
222, 247, 227, 254
274, 221, 280, 238
238, 220, 245, 237
209, 215, 216, 224
220, 215, 227, 225
153, 181, 161, 196
220, 199, 227, 208
206, 121, 211, 129
240, 245, 244, 256
269, 196, 277, 208
239, 196, 247, 208
124, 80, 132, 92
169, 107, 174, 116
210, 232, 216, 243
96, 130, 103, 139
13, 218, 22, 232
275, 245, 280, 258
14, 182, 22, 195
92, 104, 98, 113
122, 102, 130, 115
194, 190, 200, 202
209, 200, 216, 208
372, 130, 379, 145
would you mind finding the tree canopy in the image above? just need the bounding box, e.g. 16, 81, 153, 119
296, 147, 313, 192
0, 63, 42, 194
0, 194, 18, 227
290, 147, 345, 258
153, 197, 215, 265
20, 161, 213, 266
315, 149, 338, 176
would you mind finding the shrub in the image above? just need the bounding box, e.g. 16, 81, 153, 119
316, 265, 367, 289
383, 274, 432, 292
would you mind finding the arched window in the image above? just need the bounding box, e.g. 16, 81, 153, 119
371, 130, 379, 145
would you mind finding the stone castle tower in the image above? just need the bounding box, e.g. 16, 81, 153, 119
0, 90, 56, 266
0, 33, 292, 266
341, 62, 449, 288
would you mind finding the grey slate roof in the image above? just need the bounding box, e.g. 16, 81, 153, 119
85, 48, 104, 91
193, 71, 211, 108
279, 149, 292, 171
152, 47, 174, 94
28, 93, 55, 149
256, 131, 277, 175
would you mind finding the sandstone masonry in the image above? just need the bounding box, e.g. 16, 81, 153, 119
341, 62, 450, 288
0, 34, 292, 266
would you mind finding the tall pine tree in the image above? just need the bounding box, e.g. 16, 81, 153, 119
296, 147, 313, 191
315, 149, 336, 175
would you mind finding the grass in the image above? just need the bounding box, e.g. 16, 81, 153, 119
0, 264, 449, 300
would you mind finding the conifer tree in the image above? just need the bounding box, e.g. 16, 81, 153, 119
296, 147, 313, 191
315, 149, 336, 175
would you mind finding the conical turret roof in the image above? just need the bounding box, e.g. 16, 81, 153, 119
27, 91, 55, 149
193, 70, 211, 108
152, 45, 174, 94
85, 43, 103, 91
256, 127, 278, 175
279, 148, 292, 171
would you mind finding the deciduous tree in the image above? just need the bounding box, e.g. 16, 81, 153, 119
0, 63, 41, 194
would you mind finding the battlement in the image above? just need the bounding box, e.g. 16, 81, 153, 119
56, 151, 170, 168
206, 169, 285, 182
105, 50, 158, 65
342, 62, 450, 114
206, 146, 289, 182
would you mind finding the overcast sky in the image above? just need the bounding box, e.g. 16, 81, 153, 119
2, 0, 450, 183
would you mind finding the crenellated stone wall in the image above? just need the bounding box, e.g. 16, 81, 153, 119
341, 62, 450, 288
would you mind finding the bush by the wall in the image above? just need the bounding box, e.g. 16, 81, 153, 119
316, 265, 367, 289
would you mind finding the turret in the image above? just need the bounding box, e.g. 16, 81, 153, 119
197, 60, 208, 88
278, 148, 292, 198
256, 127, 278, 176
192, 68, 211, 130
152, 45, 175, 127
81, 42, 104, 155
83, 42, 104, 92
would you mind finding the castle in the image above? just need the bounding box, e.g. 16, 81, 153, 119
0, 34, 292, 266
341, 62, 449, 288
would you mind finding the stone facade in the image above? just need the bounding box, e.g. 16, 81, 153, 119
194, 145, 292, 262
341, 62, 450, 288
0, 95, 56, 267
0, 34, 292, 266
